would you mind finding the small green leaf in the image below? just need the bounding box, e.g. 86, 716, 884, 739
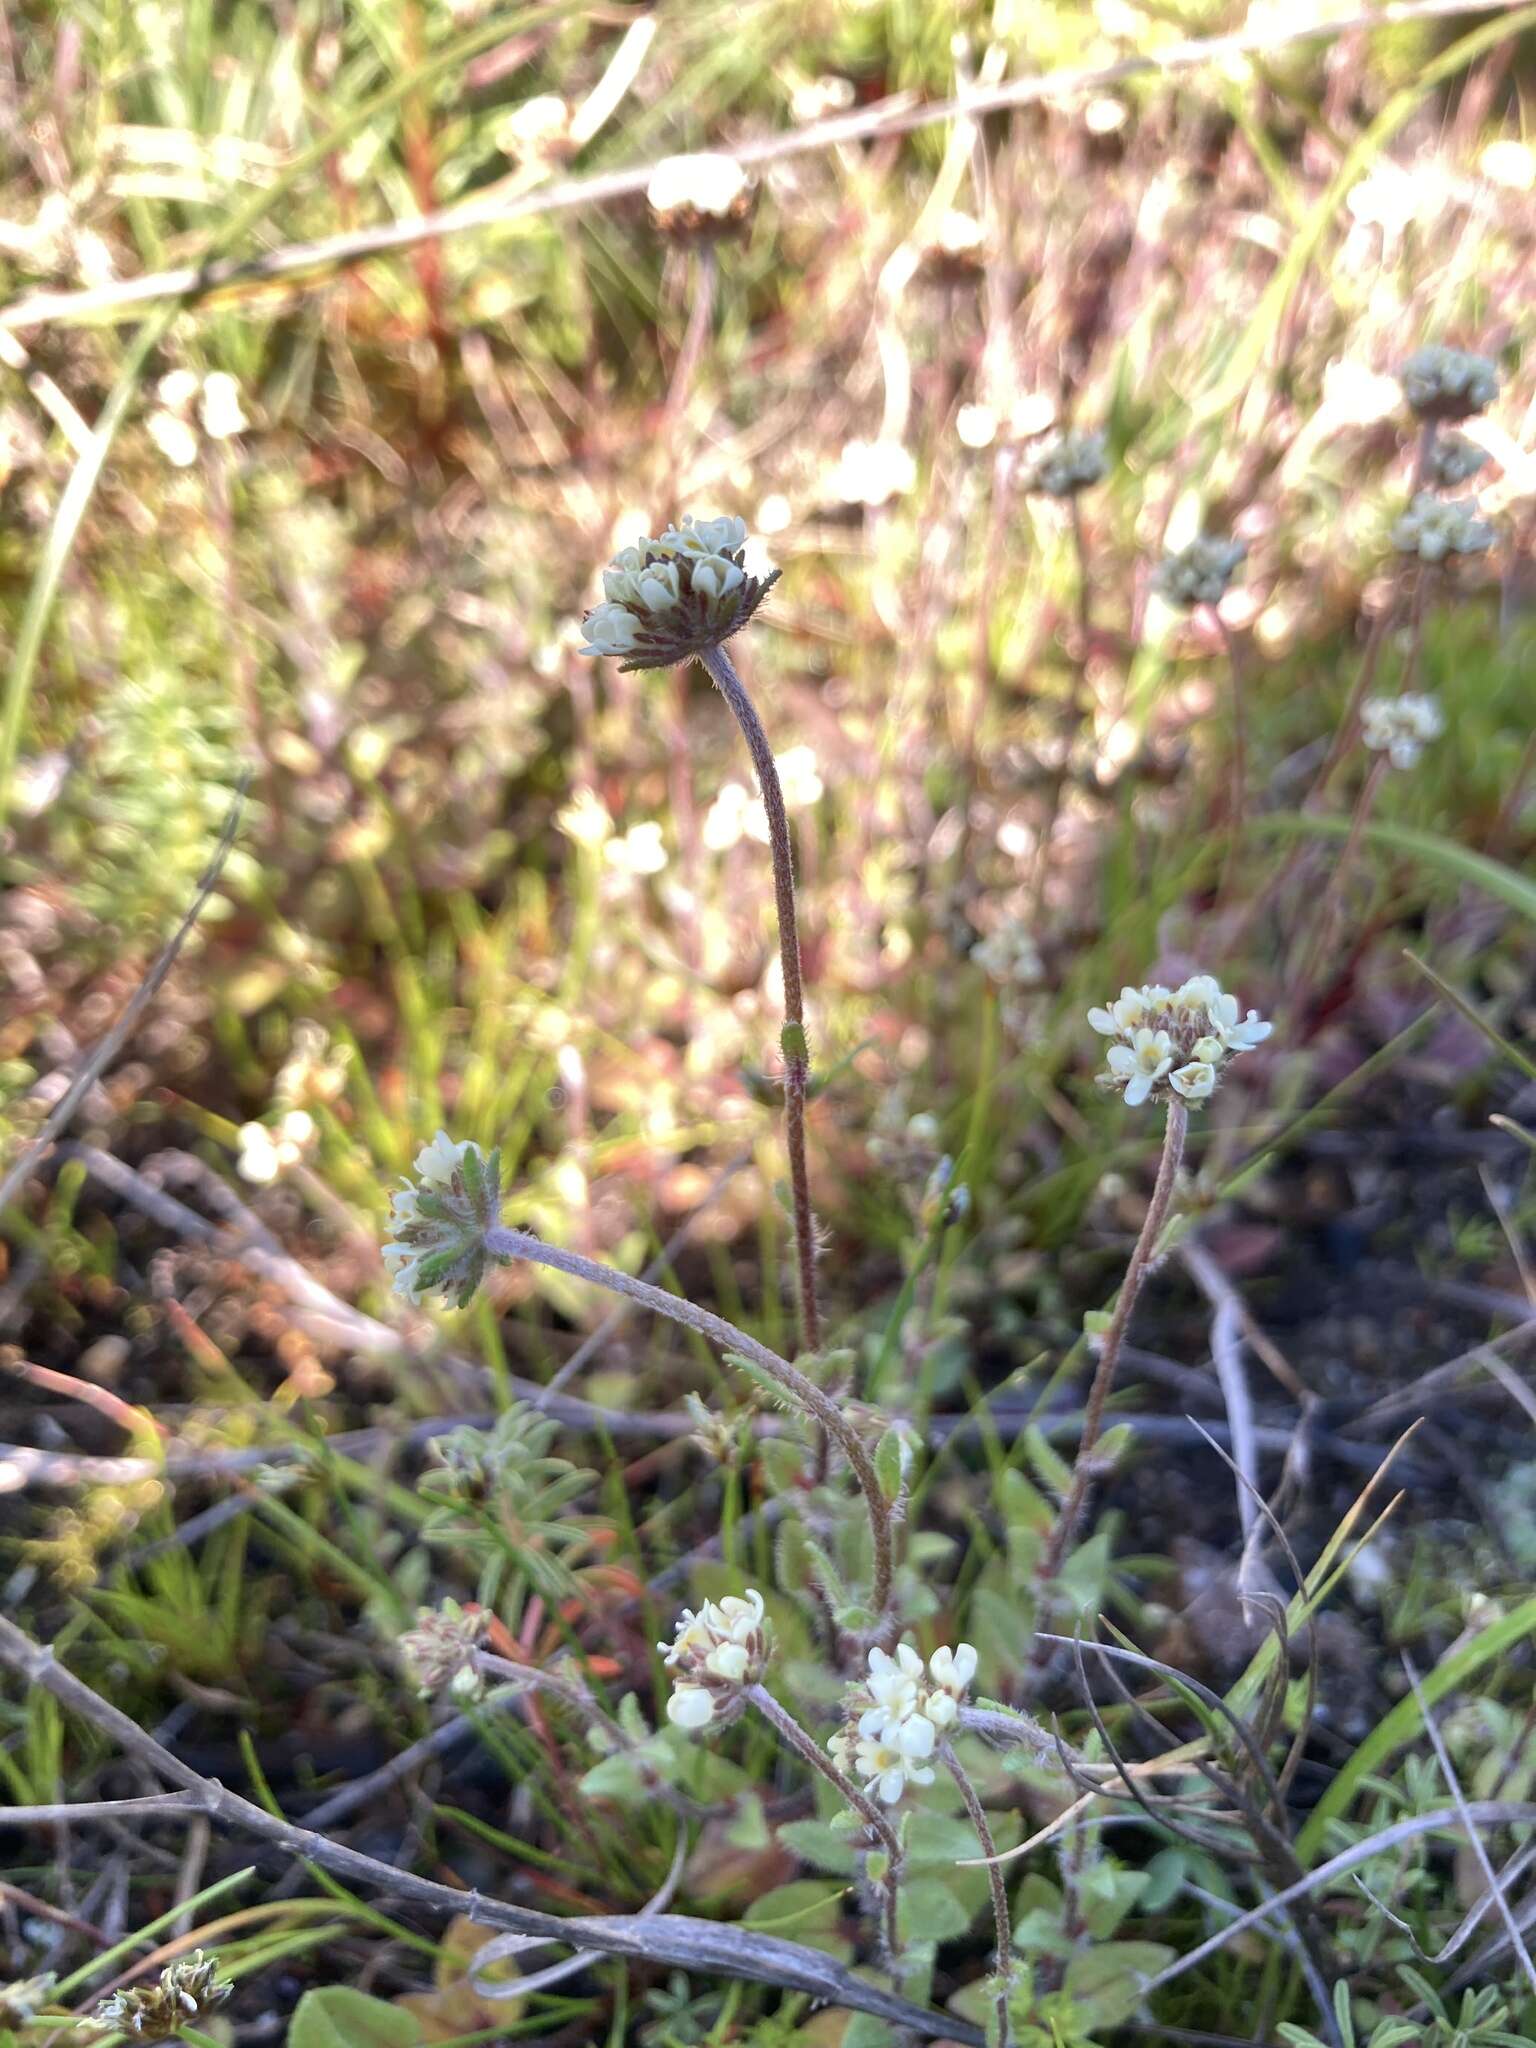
874, 1426, 909, 1501
286, 1987, 425, 2048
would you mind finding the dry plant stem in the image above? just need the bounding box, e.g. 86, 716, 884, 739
942, 1744, 1014, 2048
698, 642, 823, 1358
1037, 1098, 1189, 1588
1311, 593, 1395, 801
481, 1225, 891, 1616
747, 1685, 904, 1968
0, 1618, 974, 2044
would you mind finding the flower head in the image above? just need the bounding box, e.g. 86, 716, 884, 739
398, 1599, 489, 1699
972, 920, 1043, 988
1089, 974, 1271, 1109
94, 1952, 231, 2040
659, 1588, 770, 1732
236, 1108, 316, 1186
1399, 345, 1498, 422
854, 1711, 937, 1804
0, 1977, 56, 2027
580, 516, 777, 671
1391, 491, 1495, 563
1425, 431, 1490, 489
1025, 429, 1108, 499
830, 1638, 977, 1802
1152, 534, 1247, 609
1360, 691, 1445, 770
646, 153, 753, 236
382, 1133, 503, 1307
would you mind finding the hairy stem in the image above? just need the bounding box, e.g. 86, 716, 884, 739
747, 1685, 904, 1968
699, 641, 823, 1357
942, 1743, 1014, 2048
1216, 615, 1249, 908
1291, 750, 1388, 1002
482, 1226, 891, 1616
1036, 1098, 1188, 1591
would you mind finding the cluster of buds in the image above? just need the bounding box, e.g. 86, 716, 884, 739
660, 1588, 771, 1730
828, 1641, 977, 1805
1361, 692, 1445, 770
382, 1132, 503, 1307
398, 1599, 489, 1700
1024, 428, 1108, 499
1399, 345, 1498, 423
580, 515, 777, 670
1152, 533, 1247, 609
94, 1953, 231, 2040
1089, 973, 1271, 1108
1390, 491, 1496, 563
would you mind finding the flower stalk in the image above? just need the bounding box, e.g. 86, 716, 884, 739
481, 1224, 890, 1616
1036, 1095, 1189, 1589
747, 1682, 905, 1968
699, 639, 824, 1358
942, 1741, 1013, 2048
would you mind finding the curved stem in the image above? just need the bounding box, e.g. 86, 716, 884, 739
699, 642, 823, 1356
1036, 1098, 1188, 1590
748, 1684, 904, 1967
942, 1743, 1013, 2048
482, 1226, 891, 1616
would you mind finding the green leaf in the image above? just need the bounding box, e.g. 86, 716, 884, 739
1254, 814, 1536, 924
1065, 1942, 1177, 2029
897, 1873, 976, 1946
1403, 951, 1536, 1082
776, 1817, 859, 1877
874, 1426, 909, 1501
286, 1987, 425, 2048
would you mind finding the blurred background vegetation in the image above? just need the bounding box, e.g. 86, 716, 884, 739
1, 0, 1535, 2042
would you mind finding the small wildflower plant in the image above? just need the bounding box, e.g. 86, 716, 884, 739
659, 1588, 771, 1729
1088, 974, 1271, 1107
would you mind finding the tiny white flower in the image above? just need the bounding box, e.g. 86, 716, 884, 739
384, 1136, 503, 1308
855, 1711, 937, 1805
647, 152, 750, 221
830, 438, 917, 509
1106, 1028, 1175, 1107
1170, 1060, 1217, 1101
199, 372, 248, 441
667, 1684, 716, 1730
147, 410, 200, 468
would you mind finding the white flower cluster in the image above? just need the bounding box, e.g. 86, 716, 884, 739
661, 1588, 770, 1730
972, 920, 1043, 987
1152, 534, 1247, 608
382, 1131, 503, 1307
1399, 345, 1498, 423
646, 152, 752, 230
236, 1108, 316, 1185
1391, 491, 1496, 563
830, 438, 917, 508
1425, 431, 1490, 489
829, 1641, 977, 1805
1360, 691, 1445, 770
580, 515, 777, 670
1089, 974, 1271, 1108
1025, 429, 1108, 499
